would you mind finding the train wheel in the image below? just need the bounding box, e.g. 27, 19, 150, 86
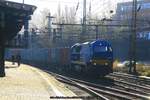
81, 65, 86, 73
108, 62, 113, 73
74, 65, 81, 72
70, 64, 74, 71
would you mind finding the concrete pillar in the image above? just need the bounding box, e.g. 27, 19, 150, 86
0, 12, 5, 77
24, 17, 29, 48
0, 44, 5, 77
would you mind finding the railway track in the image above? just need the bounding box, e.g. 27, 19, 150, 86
108, 72, 150, 87
112, 80, 150, 96
44, 70, 150, 100
106, 73, 150, 94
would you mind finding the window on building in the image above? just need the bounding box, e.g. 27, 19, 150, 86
142, 3, 150, 9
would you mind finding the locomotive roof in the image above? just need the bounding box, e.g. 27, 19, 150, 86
71, 43, 81, 48
71, 40, 111, 48
82, 42, 89, 45
90, 40, 111, 46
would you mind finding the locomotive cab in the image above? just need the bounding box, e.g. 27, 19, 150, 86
90, 40, 113, 75
91, 41, 113, 66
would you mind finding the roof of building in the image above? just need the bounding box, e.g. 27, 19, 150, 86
0, 0, 36, 13
0, 0, 36, 43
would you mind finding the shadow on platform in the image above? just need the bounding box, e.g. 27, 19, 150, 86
5, 66, 19, 69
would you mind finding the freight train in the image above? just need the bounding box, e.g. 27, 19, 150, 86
5, 40, 113, 76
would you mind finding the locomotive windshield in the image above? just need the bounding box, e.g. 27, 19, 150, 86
72, 45, 81, 54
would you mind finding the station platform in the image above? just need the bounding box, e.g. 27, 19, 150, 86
0, 62, 77, 100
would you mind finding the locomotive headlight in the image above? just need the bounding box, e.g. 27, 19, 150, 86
93, 63, 97, 66
105, 63, 108, 66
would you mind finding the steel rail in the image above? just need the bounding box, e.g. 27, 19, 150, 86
45, 70, 109, 100
44, 70, 150, 100
110, 72, 150, 85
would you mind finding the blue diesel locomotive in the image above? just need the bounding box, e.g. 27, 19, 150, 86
70, 40, 113, 75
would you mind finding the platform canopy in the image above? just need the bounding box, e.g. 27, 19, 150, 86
0, 0, 36, 44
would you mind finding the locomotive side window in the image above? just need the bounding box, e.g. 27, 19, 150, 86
72, 45, 81, 54
75, 46, 81, 53
72, 48, 76, 53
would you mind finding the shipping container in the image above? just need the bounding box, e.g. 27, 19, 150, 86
60, 48, 70, 66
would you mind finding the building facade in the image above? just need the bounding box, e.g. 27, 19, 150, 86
113, 0, 150, 39
115, 0, 150, 24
